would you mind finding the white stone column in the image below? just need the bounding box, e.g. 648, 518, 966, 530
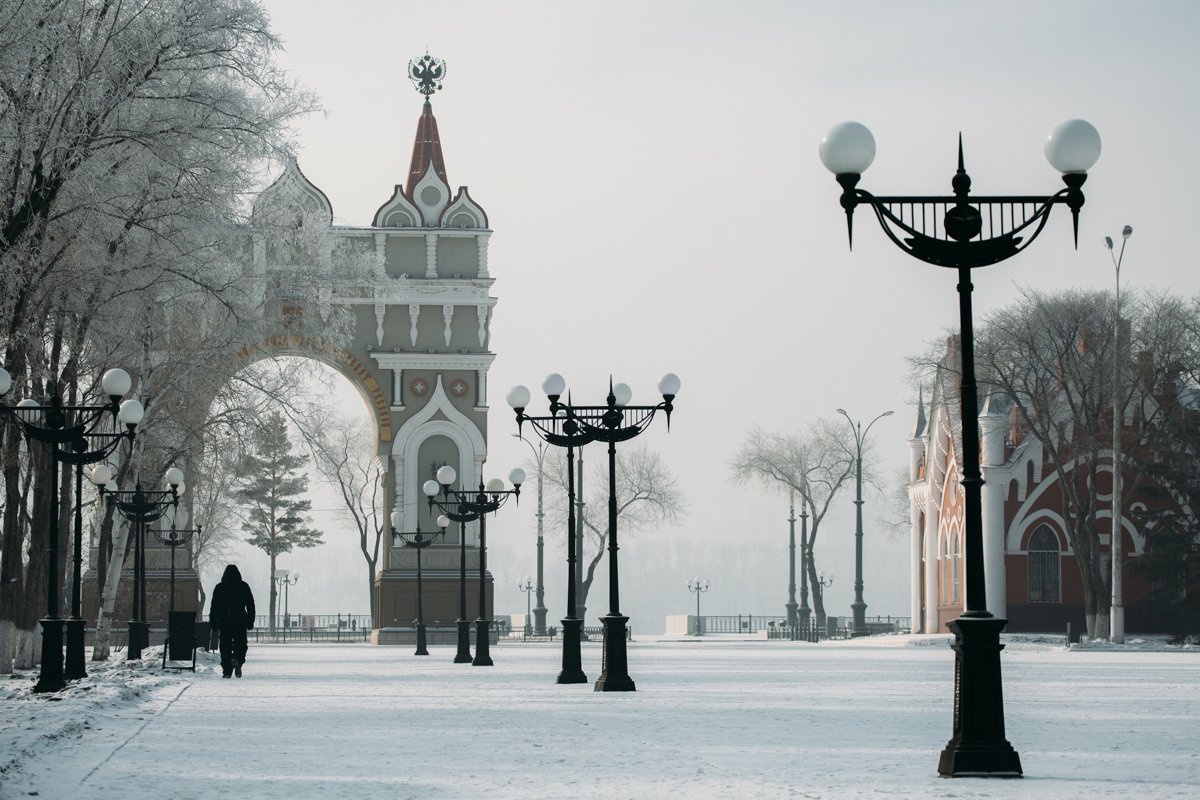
425, 233, 438, 278
909, 492, 923, 633
476, 234, 489, 278
980, 410, 1008, 619
923, 492, 940, 633
476, 369, 487, 408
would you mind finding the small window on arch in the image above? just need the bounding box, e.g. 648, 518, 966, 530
386, 211, 413, 228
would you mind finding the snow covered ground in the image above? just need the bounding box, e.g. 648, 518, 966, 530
2, 634, 1197, 799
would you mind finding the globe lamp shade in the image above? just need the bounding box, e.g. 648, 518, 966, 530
542, 373, 567, 397
506, 385, 531, 409
819, 122, 876, 175
1044, 119, 1101, 173
100, 368, 132, 398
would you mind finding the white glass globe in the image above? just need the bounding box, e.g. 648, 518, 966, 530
436, 514, 450, 529
506, 385, 531, 409
164, 467, 184, 486
15, 398, 39, 424
90, 464, 113, 486
542, 373, 567, 397
819, 122, 876, 175
390, 510, 402, 529
613, 383, 633, 407
194, 513, 205, 528
0, 367, 11, 397
1044, 119, 1101, 173
436, 465, 457, 486
100, 368, 132, 398
423, 479, 441, 497
508, 467, 526, 486
486, 477, 506, 493
118, 399, 144, 425
658, 372, 681, 396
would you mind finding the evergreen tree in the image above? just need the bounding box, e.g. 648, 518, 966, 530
232, 410, 323, 629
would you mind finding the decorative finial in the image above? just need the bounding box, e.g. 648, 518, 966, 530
408, 53, 447, 97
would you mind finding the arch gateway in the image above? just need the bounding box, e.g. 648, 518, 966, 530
239, 61, 498, 643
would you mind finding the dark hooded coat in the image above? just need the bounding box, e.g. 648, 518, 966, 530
209, 564, 256, 631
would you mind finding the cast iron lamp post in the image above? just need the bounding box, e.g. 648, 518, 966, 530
798, 497, 811, 627
836, 407, 893, 637
0, 367, 142, 692
508, 374, 593, 684
274, 569, 300, 639
153, 515, 201, 665
786, 496, 798, 627
519, 374, 679, 692
92, 466, 184, 661
513, 434, 549, 635
424, 466, 524, 666
518, 578, 534, 636
820, 116, 1101, 777
392, 513, 447, 655
1104, 225, 1133, 643
687, 578, 709, 635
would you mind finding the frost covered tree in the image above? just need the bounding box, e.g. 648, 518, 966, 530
230, 410, 323, 631
730, 420, 858, 628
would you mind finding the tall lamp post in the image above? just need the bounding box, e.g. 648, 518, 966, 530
820, 117, 1101, 777
688, 578, 709, 635
798, 498, 811, 627
1105, 225, 1133, 644
392, 513, 447, 656
786, 496, 798, 627
93, 467, 184, 661
508, 374, 593, 684
424, 466, 524, 666
153, 515, 201, 666
837, 407, 893, 637
518, 578, 534, 636
0, 367, 141, 692
274, 569, 300, 639
531, 374, 679, 692
513, 434, 549, 635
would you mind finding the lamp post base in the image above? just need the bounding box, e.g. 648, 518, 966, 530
533, 604, 549, 637
127, 620, 149, 661
594, 614, 635, 692
414, 623, 428, 656
785, 601, 798, 628
938, 616, 1023, 778
556, 616, 587, 684
64, 617, 88, 680
32, 618, 66, 694
472, 618, 492, 666
851, 601, 867, 637
454, 618, 472, 663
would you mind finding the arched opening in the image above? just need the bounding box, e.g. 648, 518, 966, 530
1027, 525, 1062, 603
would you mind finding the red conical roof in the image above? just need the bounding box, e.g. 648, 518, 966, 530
407, 99, 448, 197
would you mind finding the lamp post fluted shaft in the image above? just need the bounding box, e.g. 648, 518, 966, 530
798, 499, 810, 625
786, 496, 798, 627
1107, 226, 1132, 643
515, 435, 549, 635
820, 118, 1100, 776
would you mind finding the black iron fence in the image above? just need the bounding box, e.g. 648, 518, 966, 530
699, 614, 911, 640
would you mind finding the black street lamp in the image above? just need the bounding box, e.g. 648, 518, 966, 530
508, 374, 592, 684
798, 498, 811, 627
820, 117, 1101, 777
424, 465, 524, 666
0, 367, 141, 692
687, 578, 709, 636
92, 467, 184, 661
836, 407, 893, 637
515, 374, 679, 692
513, 434, 549, 635
274, 569, 300, 640
518, 578, 534, 636
153, 517, 201, 666
786, 497, 798, 627
392, 513, 447, 656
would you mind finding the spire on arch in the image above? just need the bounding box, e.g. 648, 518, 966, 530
406, 53, 449, 200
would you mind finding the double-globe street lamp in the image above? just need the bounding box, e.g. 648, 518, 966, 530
91, 466, 184, 661
507, 374, 592, 684
153, 516, 202, 666
512, 434, 549, 635
274, 569, 300, 637
688, 578, 709, 636
391, 513, 448, 656
837, 407, 893, 637
820, 116, 1101, 777
0, 367, 142, 692
1104, 225, 1133, 644
424, 466, 524, 666
512, 373, 680, 692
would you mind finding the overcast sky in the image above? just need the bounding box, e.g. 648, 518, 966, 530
213, 1, 1200, 630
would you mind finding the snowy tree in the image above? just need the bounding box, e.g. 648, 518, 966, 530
230, 411, 323, 630
730, 419, 858, 627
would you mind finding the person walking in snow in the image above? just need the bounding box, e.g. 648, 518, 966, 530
208, 564, 255, 678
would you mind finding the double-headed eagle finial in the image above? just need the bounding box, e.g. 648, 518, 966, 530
408, 53, 446, 97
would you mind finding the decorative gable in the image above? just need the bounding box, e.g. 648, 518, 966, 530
440, 187, 489, 229
372, 185, 422, 228
252, 158, 333, 224
410, 161, 451, 227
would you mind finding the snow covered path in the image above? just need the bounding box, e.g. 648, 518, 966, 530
3, 636, 1198, 798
